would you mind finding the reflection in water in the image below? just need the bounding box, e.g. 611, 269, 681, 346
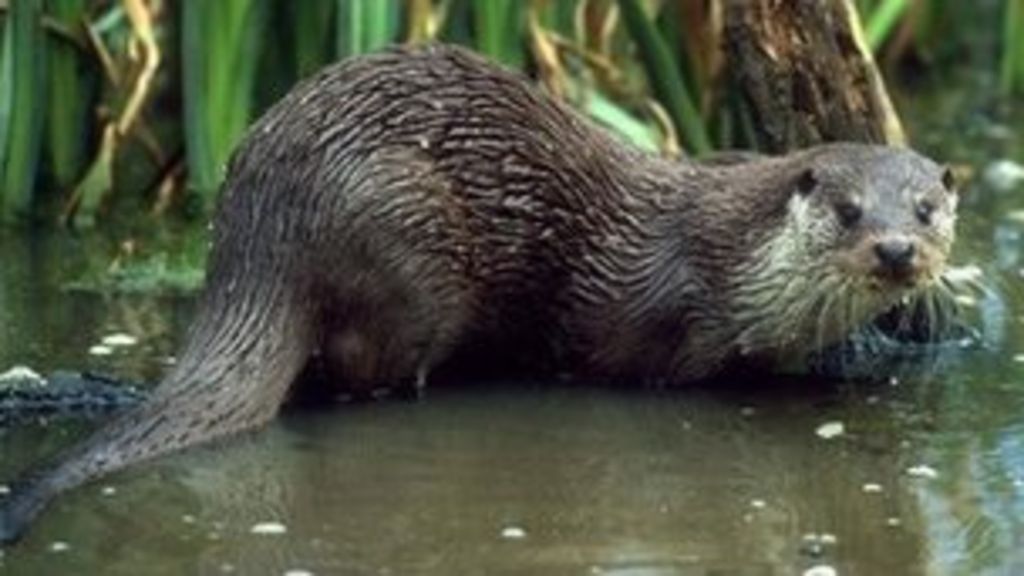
4, 383, 931, 575
1, 111, 1024, 576
0, 229, 194, 383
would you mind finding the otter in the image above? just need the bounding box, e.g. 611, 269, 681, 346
0, 43, 957, 544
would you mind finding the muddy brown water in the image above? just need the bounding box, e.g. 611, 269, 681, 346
1, 100, 1022, 576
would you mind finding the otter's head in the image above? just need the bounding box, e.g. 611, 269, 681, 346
792, 145, 957, 292
732, 144, 957, 358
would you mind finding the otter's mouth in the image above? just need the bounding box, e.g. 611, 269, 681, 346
867, 267, 928, 292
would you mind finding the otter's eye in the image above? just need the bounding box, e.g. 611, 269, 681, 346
834, 201, 862, 228
916, 200, 935, 225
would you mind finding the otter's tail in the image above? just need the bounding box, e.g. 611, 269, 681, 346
0, 283, 313, 545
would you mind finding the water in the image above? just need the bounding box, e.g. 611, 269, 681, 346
1, 105, 1023, 576
2, 379, 944, 575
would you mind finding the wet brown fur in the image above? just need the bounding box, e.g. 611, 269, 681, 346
0, 44, 956, 543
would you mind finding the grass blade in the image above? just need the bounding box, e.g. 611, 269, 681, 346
580, 88, 661, 153
616, 0, 710, 155
47, 0, 93, 190
864, 0, 910, 52
182, 0, 216, 200
182, 0, 266, 208
293, 1, 335, 78
364, 0, 399, 50
0, 0, 46, 221
1002, 0, 1024, 95
336, 0, 365, 57
336, 0, 400, 58
472, 0, 523, 67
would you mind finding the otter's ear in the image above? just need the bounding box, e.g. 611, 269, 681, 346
941, 165, 957, 193
796, 168, 818, 196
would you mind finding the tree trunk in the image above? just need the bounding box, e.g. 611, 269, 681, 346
723, 0, 905, 152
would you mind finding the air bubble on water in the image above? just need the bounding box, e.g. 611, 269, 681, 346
500, 525, 527, 539
815, 421, 844, 439
101, 333, 138, 347
49, 541, 70, 553
250, 521, 288, 535
907, 465, 938, 479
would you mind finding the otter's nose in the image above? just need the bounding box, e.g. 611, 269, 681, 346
874, 239, 916, 272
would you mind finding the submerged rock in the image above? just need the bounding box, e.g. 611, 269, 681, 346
0, 367, 146, 425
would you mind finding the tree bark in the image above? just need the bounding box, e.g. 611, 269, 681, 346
723, 0, 905, 152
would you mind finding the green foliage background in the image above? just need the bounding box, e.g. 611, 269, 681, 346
0, 0, 1020, 227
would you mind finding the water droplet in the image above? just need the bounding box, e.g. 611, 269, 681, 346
954, 294, 978, 307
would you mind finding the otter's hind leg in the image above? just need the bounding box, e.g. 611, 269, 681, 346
323, 269, 472, 398
321, 150, 475, 396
